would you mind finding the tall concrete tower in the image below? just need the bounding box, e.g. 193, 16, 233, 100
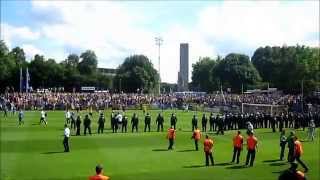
178, 43, 189, 91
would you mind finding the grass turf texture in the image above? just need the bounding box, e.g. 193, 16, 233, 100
0, 110, 319, 180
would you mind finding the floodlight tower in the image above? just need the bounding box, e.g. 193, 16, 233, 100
155, 36, 163, 94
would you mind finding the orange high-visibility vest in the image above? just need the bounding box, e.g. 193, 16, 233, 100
167, 128, 176, 139
193, 129, 201, 140
233, 134, 243, 148
89, 174, 110, 180
247, 135, 258, 150
294, 140, 303, 156
204, 138, 214, 153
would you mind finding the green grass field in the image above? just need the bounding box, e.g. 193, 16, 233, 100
0, 110, 319, 180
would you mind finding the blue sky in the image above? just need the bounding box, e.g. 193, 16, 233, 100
1, 0, 319, 83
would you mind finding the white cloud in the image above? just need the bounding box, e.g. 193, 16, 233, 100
0, 23, 41, 48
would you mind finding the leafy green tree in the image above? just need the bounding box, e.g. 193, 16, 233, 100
78, 50, 97, 75
9, 47, 25, 66
114, 55, 159, 93
191, 57, 217, 92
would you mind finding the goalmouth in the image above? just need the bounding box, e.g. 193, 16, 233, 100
241, 103, 288, 115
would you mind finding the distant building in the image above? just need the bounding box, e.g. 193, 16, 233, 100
178, 43, 189, 91
97, 68, 116, 77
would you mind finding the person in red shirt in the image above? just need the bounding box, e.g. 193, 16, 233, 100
203, 135, 214, 166
191, 127, 201, 151
231, 130, 243, 164
293, 136, 309, 173
89, 164, 110, 180
167, 126, 176, 150
245, 131, 258, 167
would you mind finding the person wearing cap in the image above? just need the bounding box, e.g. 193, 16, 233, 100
293, 136, 309, 173
75, 115, 81, 136
170, 113, 178, 130
131, 113, 139, 133
63, 124, 70, 152
122, 115, 128, 133
231, 131, 243, 164
89, 164, 110, 180
278, 162, 307, 180
84, 114, 92, 135
203, 135, 214, 166
144, 112, 151, 132
97, 113, 105, 134
191, 114, 198, 131
280, 129, 287, 161
209, 112, 215, 132
201, 113, 208, 132
167, 126, 176, 150
191, 127, 201, 151
245, 131, 258, 167
308, 120, 315, 141
156, 113, 164, 132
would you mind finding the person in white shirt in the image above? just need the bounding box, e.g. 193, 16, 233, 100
63, 124, 70, 152
116, 112, 123, 131
65, 110, 71, 124
246, 121, 254, 135
308, 120, 316, 141
40, 110, 47, 125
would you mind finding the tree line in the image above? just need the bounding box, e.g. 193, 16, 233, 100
1, 39, 319, 94
191, 45, 319, 94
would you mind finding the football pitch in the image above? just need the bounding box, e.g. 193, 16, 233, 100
0, 110, 319, 180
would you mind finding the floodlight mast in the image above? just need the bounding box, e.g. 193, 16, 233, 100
155, 37, 163, 95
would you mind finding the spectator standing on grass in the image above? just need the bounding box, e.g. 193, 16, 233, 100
39, 109, 47, 125
89, 164, 110, 180
203, 135, 214, 166
231, 131, 243, 164
63, 124, 70, 152
65, 109, 71, 124
307, 120, 315, 141
245, 131, 258, 167
167, 126, 176, 150
18, 109, 24, 125
280, 129, 287, 161
293, 136, 309, 173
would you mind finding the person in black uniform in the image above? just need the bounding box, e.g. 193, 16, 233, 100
75, 115, 81, 136
122, 115, 128, 133
209, 112, 215, 132
156, 113, 164, 132
70, 112, 76, 130
97, 113, 105, 134
170, 113, 178, 130
216, 115, 224, 135
192, 114, 198, 131
202, 113, 208, 132
83, 114, 92, 135
131, 113, 139, 133
144, 113, 151, 132
112, 112, 118, 133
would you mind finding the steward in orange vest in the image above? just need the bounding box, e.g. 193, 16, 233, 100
89, 165, 110, 180
231, 130, 243, 164
203, 135, 214, 166
167, 126, 176, 150
293, 136, 309, 173
245, 132, 258, 167
191, 127, 201, 151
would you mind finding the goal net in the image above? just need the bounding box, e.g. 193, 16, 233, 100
241, 103, 288, 115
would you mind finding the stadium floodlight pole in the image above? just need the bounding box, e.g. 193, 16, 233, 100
155, 36, 163, 95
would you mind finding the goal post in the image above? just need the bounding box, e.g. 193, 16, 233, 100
241, 103, 288, 115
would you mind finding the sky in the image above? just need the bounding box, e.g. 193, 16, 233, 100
1, 0, 319, 83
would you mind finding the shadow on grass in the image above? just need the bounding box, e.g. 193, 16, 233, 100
177, 149, 197, 152
183, 165, 206, 168
215, 162, 232, 166
152, 149, 168, 152
226, 165, 247, 169
272, 171, 283, 174
269, 162, 287, 166
41, 151, 65, 154
263, 159, 282, 163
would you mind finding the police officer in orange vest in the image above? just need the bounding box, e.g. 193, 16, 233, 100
167, 126, 176, 150
204, 135, 214, 166
232, 130, 244, 164
293, 136, 309, 173
191, 127, 201, 151
89, 164, 110, 180
245, 131, 258, 167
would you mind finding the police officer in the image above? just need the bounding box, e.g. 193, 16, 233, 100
112, 112, 118, 133
216, 115, 224, 135
209, 112, 215, 132
131, 113, 139, 133
83, 114, 92, 135
122, 115, 128, 133
70, 112, 76, 130
170, 113, 178, 130
202, 113, 208, 132
144, 112, 151, 132
192, 114, 198, 131
75, 115, 81, 136
287, 131, 295, 162
98, 113, 105, 134
156, 113, 164, 132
